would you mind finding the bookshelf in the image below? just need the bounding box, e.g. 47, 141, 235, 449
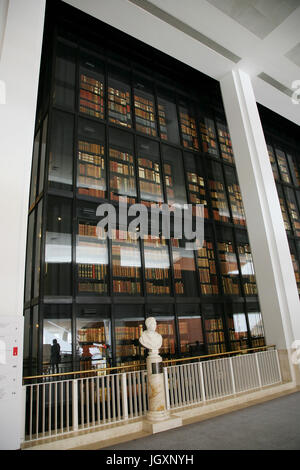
178, 315, 204, 355
267, 144, 279, 181
111, 228, 142, 295
199, 116, 219, 157
162, 146, 187, 208
207, 161, 231, 223
77, 140, 106, 199
275, 148, 291, 184
179, 104, 199, 151
247, 309, 265, 348
284, 187, 300, 237
287, 152, 300, 187
217, 228, 241, 296
197, 239, 219, 295
236, 238, 257, 295
108, 75, 132, 128
171, 238, 198, 296
144, 235, 171, 295
76, 221, 108, 294
157, 95, 180, 144
277, 184, 291, 233
77, 318, 111, 372
184, 152, 209, 218
216, 121, 234, 164
226, 311, 249, 351
115, 319, 144, 366
156, 318, 176, 357
224, 166, 246, 227
202, 305, 226, 354
79, 71, 104, 120
137, 137, 163, 207
133, 87, 157, 137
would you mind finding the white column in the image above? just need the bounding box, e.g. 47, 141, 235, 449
220, 69, 300, 385
0, 0, 46, 449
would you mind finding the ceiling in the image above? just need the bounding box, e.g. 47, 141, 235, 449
64, 0, 300, 126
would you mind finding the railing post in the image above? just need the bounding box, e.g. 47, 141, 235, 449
255, 352, 262, 389
229, 357, 236, 395
275, 349, 282, 383
163, 367, 170, 410
121, 373, 128, 420
20, 385, 27, 444
198, 362, 206, 402
72, 380, 78, 432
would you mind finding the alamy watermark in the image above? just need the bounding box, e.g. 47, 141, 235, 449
95, 198, 204, 250
291, 80, 300, 104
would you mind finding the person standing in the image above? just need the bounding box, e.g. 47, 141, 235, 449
50, 338, 61, 374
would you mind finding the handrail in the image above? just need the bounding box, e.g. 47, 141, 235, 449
22, 344, 275, 382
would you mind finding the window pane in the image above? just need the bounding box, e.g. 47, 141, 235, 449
54, 41, 76, 110
144, 235, 171, 295
112, 227, 142, 295
44, 197, 72, 296
114, 305, 145, 366
216, 119, 234, 164
33, 201, 43, 298
225, 303, 249, 351
77, 118, 106, 200
157, 92, 179, 144
202, 304, 226, 354
275, 147, 291, 184
133, 77, 157, 137
79, 51, 105, 120
184, 152, 209, 219
43, 305, 72, 373
178, 101, 199, 151
23, 309, 31, 377
38, 116, 48, 195
207, 161, 231, 223
32, 306, 39, 374
48, 110, 74, 190
247, 304, 265, 347
109, 128, 136, 204
178, 305, 204, 355
162, 145, 187, 207
199, 114, 219, 157
236, 230, 257, 296
24, 211, 35, 302
76, 305, 111, 371
267, 143, 279, 181
288, 239, 300, 294
224, 166, 246, 227
137, 137, 164, 207
197, 224, 219, 295
108, 66, 132, 128
77, 217, 109, 295
277, 184, 291, 233
284, 187, 300, 237
171, 238, 198, 296
287, 151, 300, 187
216, 226, 241, 296
29, 130, 40, 208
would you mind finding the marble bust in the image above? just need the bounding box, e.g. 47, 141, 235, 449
139, 317, 162, 351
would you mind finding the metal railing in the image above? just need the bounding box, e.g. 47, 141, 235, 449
164, 348, 282, 410
22, 345, 281, 443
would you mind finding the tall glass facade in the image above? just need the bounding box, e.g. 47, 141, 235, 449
24, 3, 269, 375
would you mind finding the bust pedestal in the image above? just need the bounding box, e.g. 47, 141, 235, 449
146, 350, 169, 421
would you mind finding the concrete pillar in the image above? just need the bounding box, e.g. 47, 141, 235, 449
220, 69, 300, 385
0, 0, 46, 449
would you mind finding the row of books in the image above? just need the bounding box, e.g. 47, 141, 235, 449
139, 167, 161, 183
80, 74, 104, 120
110, 175, 135, 192
206, 331, 225, 343
115, 325, 143, 341
78, 175, 106, 189
116, 344, 141, 357
109, 148, 134, 163
78, 328, 106, 343
79, 163, 105, 179
207, 343, 226, 354
145, 268, 169, 279
204, 318, 223, 330
174, 281, 184, 294
112, 265, 140, 278
79, 151, 104, 166
113, 280, 141, 294
78, 263, 107, 280
135, 117, 157, 137
78, 282, 108, 293
110, 160, 134, 176
243, 282, 257, 295
80, 88, 103, 105
110, 192, 136, 205
81, 74, 104, 95
146, 282, 170, 294
200, 283, 219, 295
78, 141, 104, 156
140, 180, 162, 197
222, 277, 240, 295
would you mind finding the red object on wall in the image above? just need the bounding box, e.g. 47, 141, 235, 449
13, 347, 18, 356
